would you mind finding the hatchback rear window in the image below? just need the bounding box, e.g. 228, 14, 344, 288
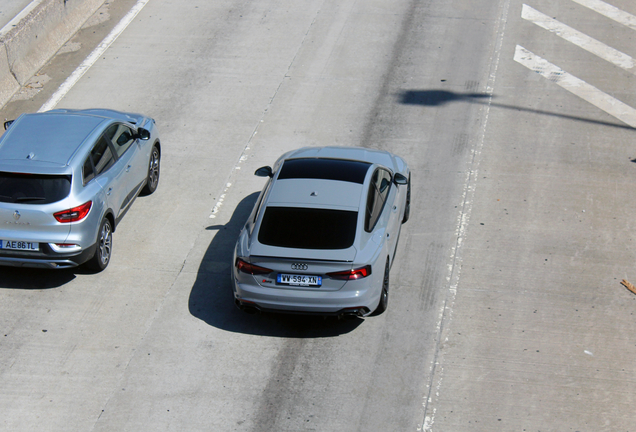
258, 207, 357, 249
0, 172, 71, 204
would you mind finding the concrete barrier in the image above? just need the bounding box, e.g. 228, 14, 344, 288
0, 0, 105, 108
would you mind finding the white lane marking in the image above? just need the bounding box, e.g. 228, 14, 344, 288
571, 0, 636, 31
514, 45, 636, 128
522, 4, 635, 71
38, 0, 151, 112
422, 1, 512, 430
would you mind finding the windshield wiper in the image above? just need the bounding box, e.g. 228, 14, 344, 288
14, 196, 46, 202
0, 195, 46, 202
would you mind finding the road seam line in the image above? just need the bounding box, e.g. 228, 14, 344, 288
422, 0, 512, 429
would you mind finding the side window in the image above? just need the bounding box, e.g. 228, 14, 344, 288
109, 124, 135, 158
83, 158, 95, 185
90, 135, 115, 176
365, 170, 381, 232
83, 126, 122, 185
365, 168, 392, 232
378, 169, 392, 200
253, 178, 272, 225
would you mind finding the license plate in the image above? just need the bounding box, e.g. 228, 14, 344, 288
277, 273, 322, 286
0, 240, 39, 251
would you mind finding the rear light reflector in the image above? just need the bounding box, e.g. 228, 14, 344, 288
49, 243, 81, 253
327, 265, 372, 280
235, 258, 273, 275
54, 201, 92, 223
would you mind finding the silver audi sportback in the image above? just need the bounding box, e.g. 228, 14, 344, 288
0, 109, 160, 271
232, 146, 410, 317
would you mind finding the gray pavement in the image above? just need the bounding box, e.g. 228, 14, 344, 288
0, 0, 636, 431
0, 0, 31, 29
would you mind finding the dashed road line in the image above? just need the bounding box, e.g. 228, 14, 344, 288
514, 45, 636, 128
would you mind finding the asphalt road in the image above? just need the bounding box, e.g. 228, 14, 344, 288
1, 0, 636, 431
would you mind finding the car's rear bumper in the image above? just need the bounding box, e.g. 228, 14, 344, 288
234, 298, 370, 317
0, 243, 96, 269
231, 276, 380, 317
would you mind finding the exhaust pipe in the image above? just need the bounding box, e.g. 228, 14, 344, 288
235, 299, 261, 315
242, 306, 260, 315
338, 307, 369, 319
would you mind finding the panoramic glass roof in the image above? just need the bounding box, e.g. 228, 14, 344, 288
278, 158, 371, 184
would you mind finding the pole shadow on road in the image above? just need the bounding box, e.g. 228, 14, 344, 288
399, 89, 636, 131
400, 89, 490, 106
188, 192, 363, 338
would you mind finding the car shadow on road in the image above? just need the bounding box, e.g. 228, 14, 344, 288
188, 192, 363, 338
0, 267, 76, 289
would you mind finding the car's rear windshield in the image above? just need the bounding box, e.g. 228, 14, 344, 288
0, 172, 72, 204
278, 158, 370, 184
258, 207, 357, 249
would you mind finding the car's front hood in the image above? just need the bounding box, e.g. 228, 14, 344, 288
249, 241, 357, 262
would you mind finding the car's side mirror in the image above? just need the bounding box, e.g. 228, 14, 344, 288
4, 120, 14, 130
255, 166, 273, 177
394, 172, 408, 185
136, 128, 151, 140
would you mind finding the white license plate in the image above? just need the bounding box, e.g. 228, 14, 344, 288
277, 273, 322, 286
0, 240, 39, 251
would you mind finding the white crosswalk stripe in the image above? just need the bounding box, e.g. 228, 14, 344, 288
571, 0, 636, 31
514, 45, 636, 128
521, 4, 635, 71
515, 2, 636, 127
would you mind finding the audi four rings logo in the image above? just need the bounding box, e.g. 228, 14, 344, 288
291, 263, 308, 270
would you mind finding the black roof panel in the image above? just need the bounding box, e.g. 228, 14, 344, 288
278, 158, 371, 184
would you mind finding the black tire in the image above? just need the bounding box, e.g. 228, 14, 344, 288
373, 258, 390, 315
87, 218, 113, 271
402, 173, 411, 224
141, 144, 160, 195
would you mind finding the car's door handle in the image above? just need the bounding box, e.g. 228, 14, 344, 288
107, 188, 112, 196
126, 165, 132, 172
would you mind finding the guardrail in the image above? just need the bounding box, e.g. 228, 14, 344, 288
0, 0, 105, 108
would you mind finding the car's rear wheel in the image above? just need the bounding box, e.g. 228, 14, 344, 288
87, 218, 112, 271
141, 144, 160, 195
402, 173, 411, 224
373, 258, 390, 315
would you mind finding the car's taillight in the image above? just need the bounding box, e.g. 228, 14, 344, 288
235, 258, 272, 275
53, 201, 92, 223
327, 265, 372, 280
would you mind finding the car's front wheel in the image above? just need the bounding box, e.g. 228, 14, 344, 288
141, 144, 160, 195
87, 218, 112, 271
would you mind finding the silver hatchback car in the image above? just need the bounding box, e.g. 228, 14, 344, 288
232, 146, 410, 317
0, 109, 160, 271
